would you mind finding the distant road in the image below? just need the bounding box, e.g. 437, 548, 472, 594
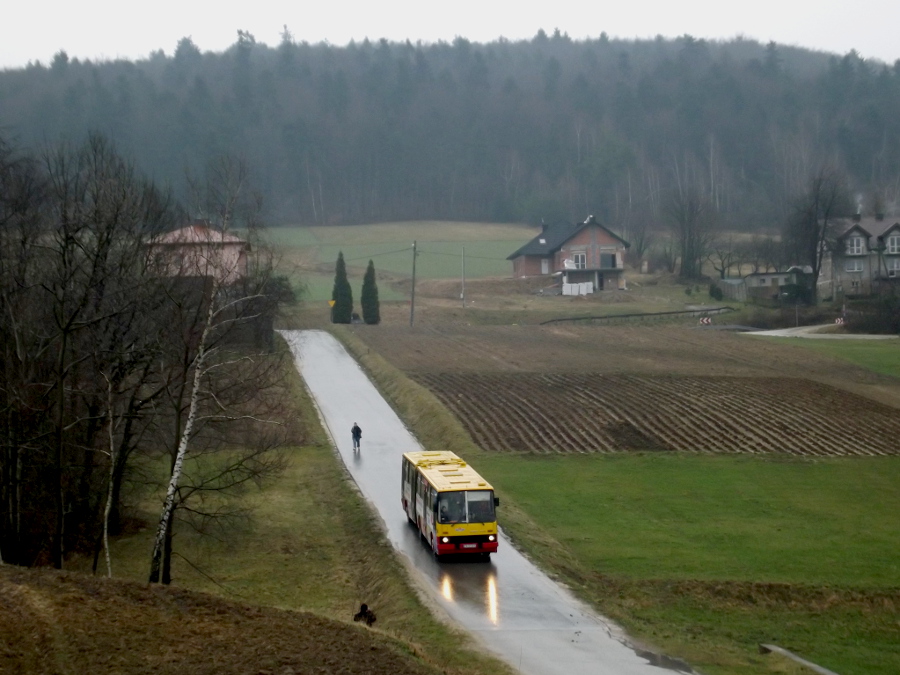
747, 325, 899, 339
280, 330, 692, 675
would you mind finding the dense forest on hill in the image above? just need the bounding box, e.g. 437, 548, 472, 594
2, 30, 899, 232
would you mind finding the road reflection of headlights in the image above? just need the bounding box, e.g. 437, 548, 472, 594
487, 573, 498, 624
441, 574, 453, 601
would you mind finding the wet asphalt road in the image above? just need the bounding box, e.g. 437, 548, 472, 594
281, 330, 688, 675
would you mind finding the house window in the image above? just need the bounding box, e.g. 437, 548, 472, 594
887, 258, 900, 272
846, 236, 865, 255
572, 253, 586, 269
758, 278, 768, 286
887, 235, 900, 254
845, 259, 863, 272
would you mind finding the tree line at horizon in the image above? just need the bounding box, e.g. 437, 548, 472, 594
2, 30, 899, 234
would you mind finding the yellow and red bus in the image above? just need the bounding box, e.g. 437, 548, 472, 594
401, 451, 499, 559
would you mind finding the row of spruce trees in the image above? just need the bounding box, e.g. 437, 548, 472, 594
332, 253, 380, 324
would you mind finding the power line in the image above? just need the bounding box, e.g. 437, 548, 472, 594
419, 250, 507, 261
344, 246, 413, 262
343, 246, 506, 263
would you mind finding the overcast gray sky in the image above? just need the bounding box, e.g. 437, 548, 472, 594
3, 0, 899, 70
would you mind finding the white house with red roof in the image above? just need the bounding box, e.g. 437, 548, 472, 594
147, 220, 250, 284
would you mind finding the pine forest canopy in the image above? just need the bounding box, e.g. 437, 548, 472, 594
2, 31, 900, 231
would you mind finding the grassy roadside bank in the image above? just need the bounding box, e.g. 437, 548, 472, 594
333, 325, 900, 675
68, 340, 512, 675
475, 453, 900, 675
763, 337, 900, 379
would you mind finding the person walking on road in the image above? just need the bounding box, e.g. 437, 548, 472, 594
351, 422, 362, 451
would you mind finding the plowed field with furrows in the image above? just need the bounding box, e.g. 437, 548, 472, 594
412, 373, 900, 456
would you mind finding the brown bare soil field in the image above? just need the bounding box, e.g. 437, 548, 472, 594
0, 566, 437, 675
348, 323, 900, 456
413, 373, 900, 456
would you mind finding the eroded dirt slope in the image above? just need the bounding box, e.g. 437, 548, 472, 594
0, 567, 437, 675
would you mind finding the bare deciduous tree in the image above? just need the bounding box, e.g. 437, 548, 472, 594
148, 157, 288, 585
783, 164, 853, 299
706, 235, 742, 279
666, 154, 714, 279
0, 135, 176, 569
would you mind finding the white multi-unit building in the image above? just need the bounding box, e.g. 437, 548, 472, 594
820, 214, 900, 297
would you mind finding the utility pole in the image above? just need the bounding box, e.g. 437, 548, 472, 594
410, 240, 417, 327
461, 246, 466, 308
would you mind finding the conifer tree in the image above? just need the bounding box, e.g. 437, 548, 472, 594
360, 259, 380, 325
331, 251, 353, 323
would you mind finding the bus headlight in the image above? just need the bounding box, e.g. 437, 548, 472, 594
441, 537, 449, 543
488, 535, 495, 542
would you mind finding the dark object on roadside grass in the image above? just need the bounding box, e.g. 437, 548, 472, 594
353, 603, 376, 626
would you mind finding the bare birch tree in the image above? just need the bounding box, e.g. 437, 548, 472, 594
148, 157, 288, 584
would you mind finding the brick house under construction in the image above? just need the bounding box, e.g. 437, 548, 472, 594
507, 215, 630, 290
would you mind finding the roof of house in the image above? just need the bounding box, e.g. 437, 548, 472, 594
506, 215, 629, 260
744, 270, 798, 278
150, 221, 248, 246
836, 216, 900, 240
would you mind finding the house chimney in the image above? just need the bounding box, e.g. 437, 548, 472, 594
876, 213, 885, 221
541, 218, 547, 233
852, 213, 861, 222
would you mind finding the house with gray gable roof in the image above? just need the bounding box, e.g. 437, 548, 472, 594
820, 214, 900, 297
506, 215, 630, 291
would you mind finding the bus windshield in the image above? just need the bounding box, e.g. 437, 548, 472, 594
438, 490, 495, 524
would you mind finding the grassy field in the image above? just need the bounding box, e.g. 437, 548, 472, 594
264, 220, 749, 321
765, 337, 900, 379
475, 452, 900, 587
472, 452, 900, 675
265, 221, 536, 303
331, 326, 900, 675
